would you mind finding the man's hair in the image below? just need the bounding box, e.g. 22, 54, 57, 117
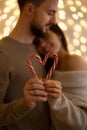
17, 0, 45, 11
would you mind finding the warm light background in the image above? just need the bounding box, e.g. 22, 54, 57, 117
0, 0, 87, 61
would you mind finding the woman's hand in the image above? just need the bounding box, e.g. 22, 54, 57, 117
43, 79, 62, 98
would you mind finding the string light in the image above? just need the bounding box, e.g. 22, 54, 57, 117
58, 0, 87, 61
0, 0, 87, 61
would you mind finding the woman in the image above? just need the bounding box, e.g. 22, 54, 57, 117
34, 24, 87, 71
34, 24, 87, 130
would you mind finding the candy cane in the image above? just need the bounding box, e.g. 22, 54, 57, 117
43, 51, 58, 80
27, 51, 58, 79
27, 53, 42, 78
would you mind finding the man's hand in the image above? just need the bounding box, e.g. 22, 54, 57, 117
23, 78, 48, 110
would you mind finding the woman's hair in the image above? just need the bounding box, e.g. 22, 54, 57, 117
33, 24, 69, 73
17, 0, 45, 12
50, 24, 68, 52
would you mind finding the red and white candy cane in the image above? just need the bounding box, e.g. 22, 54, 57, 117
27, 51, 58, 80
43, 51, 58, 80
27, 53, 42, 78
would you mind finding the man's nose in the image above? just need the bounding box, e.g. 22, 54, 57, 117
50, 15, 56, 24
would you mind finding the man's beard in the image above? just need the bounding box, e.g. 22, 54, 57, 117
31, 23, 46, 38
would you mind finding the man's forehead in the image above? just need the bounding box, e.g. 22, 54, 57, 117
39, 0, 58, 7
39, 0, 58, 11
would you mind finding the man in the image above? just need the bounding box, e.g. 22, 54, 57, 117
10, 0, 57, 43
0, 0, 62, 130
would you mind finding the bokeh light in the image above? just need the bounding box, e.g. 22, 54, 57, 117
58, 0, 87, 61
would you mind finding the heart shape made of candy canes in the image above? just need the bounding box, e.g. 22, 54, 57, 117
27, 51, 58, 80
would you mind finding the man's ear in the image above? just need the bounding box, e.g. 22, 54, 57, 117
24, 3, 35, 15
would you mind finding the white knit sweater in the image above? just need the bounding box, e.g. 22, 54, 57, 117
48, 71, 87, 130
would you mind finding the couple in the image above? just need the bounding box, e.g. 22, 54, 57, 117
0, 0, 87, 130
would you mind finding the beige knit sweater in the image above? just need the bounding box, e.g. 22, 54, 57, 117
49, 71, 87, 130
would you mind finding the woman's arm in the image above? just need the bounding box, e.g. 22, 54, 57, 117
48, 92, 87, 130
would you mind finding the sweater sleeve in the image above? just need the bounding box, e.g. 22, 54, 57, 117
49, 71, 87, 130
0, 51, 30, 126
0, 99, 30, 126
48, 93, 87, 130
